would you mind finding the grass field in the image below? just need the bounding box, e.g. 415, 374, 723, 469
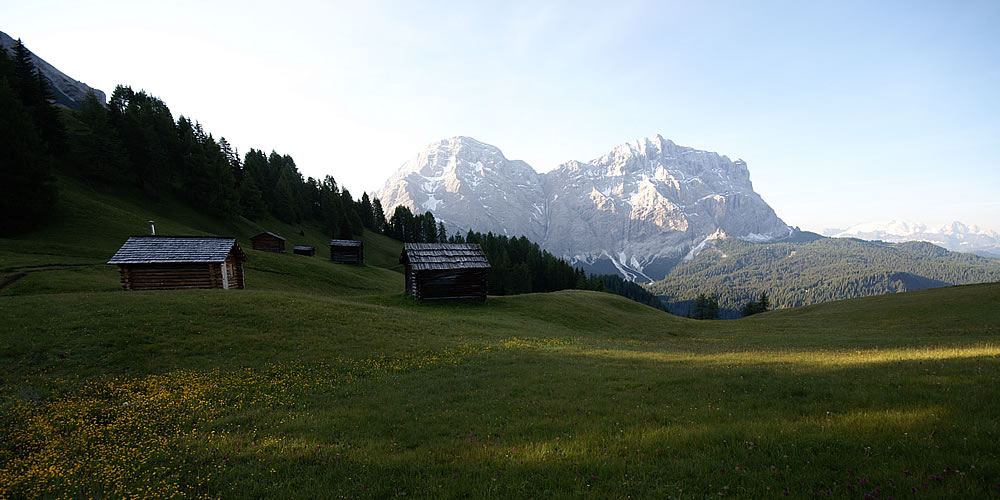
0, 176, 403, 297
1, 180, 999, 498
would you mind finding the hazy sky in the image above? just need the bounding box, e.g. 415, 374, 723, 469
6, 0, 999, 232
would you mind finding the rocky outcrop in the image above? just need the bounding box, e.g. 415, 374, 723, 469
1, 31, 106, 109
541, 135, 789, 280
377, 137, 547, 241
376, 135, 791, 281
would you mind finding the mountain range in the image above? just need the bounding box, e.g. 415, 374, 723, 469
824, 220, 1000, 258
0, 30, 106, 109
647, 236, 1000, 317
376, 135, 792, 281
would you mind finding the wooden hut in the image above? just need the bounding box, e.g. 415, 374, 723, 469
293, 245, 315, 257
250, 231, 285, 253
329, 239, 364, 264
108, 236, 247, 290
399, 243, 490, 301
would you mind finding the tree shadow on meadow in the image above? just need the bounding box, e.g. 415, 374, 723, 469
172, 345, 1000, 498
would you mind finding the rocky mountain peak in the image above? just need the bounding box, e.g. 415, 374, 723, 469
0, 31, 106, 109
376, 135, 791, 281
377, 137, 546, 240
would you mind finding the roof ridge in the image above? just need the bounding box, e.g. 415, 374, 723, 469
129, 235, 236, 239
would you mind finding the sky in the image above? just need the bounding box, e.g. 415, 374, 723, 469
5, 0, 1000, 233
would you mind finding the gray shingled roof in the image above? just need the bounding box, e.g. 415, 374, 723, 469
108, 236, 246, 264
293, 245, 314, 251
401, 243, 491, 271
251, 231, 285, 241
329, 239, 363, 247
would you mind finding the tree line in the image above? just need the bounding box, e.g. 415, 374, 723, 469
0, 39, 62, 234
1, 37, 670, 311
649, 237, 1000, 317
1, 38, 387, 240
383, 205, 668, 307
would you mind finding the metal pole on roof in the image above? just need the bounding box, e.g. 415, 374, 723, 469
149, 220, 156, 235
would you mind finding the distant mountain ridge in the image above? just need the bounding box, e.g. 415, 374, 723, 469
825, 220, 1000, 258
0, 30, 106, 109
376, 135, 791, 281
647, 237, 1000, 317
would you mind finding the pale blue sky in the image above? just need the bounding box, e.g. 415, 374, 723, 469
5, 0, 999, 232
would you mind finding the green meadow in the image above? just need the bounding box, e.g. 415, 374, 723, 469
1, 179, 999, 498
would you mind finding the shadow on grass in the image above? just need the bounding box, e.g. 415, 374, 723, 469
4, 341, 998, 498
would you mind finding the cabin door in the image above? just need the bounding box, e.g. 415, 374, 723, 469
221, 262, 230, 289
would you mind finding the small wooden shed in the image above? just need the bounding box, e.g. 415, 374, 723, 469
293, 245, 315, 257
250, 231, 285, 253
108, 236, 247, 290
329, 239, 364, 264
399, 243, 490, 301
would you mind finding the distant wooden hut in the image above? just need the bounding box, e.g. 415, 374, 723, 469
330, 239, 364, 264
399, 243, 490, 301
293, 245, 315, 257
108, 236, 247, 290
250, 232, 285, 253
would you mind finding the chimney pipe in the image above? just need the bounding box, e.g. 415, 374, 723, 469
149, 220, 156, 235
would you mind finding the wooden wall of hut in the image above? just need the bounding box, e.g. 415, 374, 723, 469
118, 258, 244, 291
330, 245, 363, 264
251, 234, 285, 252
407, 269, 488, 301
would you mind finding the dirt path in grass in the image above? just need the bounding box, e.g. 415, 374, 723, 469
0, 263, 102, 290
0, 272, 27, 290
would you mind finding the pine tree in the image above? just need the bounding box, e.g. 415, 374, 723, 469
422, 211, 438, 243
238, 169, 267, 219
67, 91, 127, 181
0, 80, 56, 235
272, 170, 298, 223
371, 198, 386, 233
359, 192, 374, 229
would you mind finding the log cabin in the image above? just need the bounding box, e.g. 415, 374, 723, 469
399, 243, 490, 301
293, 245, 315, 257
250, 231, 286, 252
329, 239, 364, 264
108, 236, 247, 290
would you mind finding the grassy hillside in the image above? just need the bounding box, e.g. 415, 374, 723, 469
3, 180, 1000, 498
648, 236, 1000, 316
0, 176, 402, 297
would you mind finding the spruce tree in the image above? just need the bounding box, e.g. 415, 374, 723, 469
0, 80, 56, 235
359, 192, 374, 228
371, 198, 386, 233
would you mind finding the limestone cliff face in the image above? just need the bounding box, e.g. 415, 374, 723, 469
377, 135, 791, 281
376, 137, 547, 241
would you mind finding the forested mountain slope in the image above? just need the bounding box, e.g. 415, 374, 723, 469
647, 236, 1000, 317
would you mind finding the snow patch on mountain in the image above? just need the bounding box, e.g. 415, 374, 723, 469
376, 134, 791, 281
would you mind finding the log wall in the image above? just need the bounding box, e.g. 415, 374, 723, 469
330, 247, 363, 264
251, 236, 285, 253
118, 262, 244, 290
409, 268, 488, 301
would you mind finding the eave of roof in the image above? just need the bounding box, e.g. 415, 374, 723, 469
401, 243, 491, 270
108, 236, 246, 264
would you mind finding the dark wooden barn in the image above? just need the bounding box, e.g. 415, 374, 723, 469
399, 243, 490, 301
250, 231, 285, 253
293, 245, 315, 257
329, 239, 364, 264
108, 236, 247, 290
